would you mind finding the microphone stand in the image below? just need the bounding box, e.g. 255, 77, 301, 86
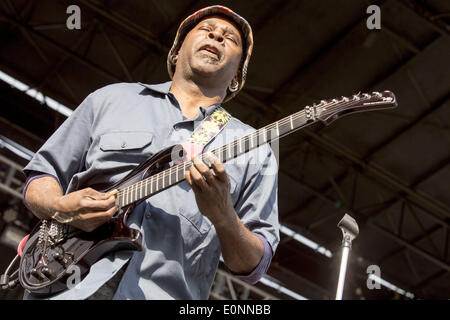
335, 213, 359, 300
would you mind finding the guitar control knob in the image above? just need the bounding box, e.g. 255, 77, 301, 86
53, 252, 67, 265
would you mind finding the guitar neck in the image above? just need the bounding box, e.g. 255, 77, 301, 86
116, 90, 397, 208
116, 106, 315, 208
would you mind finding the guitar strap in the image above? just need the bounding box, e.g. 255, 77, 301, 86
177, 106, 232, 163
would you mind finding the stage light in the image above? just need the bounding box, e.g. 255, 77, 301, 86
259, 276, 308, 300
0, 135, 34, 160
0, 70, 73, 117
368, 274, 415, 299
280, 224, 333, 258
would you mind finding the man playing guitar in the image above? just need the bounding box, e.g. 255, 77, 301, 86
22, 5, 280, 299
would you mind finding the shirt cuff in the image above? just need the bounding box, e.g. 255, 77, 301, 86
232, 233, 273, 284
22, 171, 56, 210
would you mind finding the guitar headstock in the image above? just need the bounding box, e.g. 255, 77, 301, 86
315, 91, 397, 125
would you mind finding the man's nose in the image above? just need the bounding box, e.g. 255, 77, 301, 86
208, 31, 224, 43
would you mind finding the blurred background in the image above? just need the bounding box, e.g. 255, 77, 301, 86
0, 0, 449, 300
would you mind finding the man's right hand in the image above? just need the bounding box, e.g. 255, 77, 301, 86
52, 188, 118, 232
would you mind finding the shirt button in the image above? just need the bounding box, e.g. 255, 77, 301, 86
145, 212, 151, 219
179, 208, 185, 214
121, 142, 127, 148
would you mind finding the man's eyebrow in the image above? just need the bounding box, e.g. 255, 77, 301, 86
201, 20, 238, 35
224, 26, 236, 35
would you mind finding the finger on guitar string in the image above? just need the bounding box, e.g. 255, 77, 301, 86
185, 160, 208, 192
192, 156, 215, 184
204, 152, 229, 184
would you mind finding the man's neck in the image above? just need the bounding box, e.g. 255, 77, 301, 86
169, 78, 225, 119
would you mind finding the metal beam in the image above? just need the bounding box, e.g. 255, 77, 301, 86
99, 24, 133, 81
379, 224, 442, 264
277, 168, 450, 276
0, 11, 122, 83
301, 128, 450, 219
34, 22, 98, 94
74, 0, 168, 53
399, 0, 450, 37
213, 268, 279, 300
255, 0, 387, 115
265, 28, 447, 225
368, 222, 450, 272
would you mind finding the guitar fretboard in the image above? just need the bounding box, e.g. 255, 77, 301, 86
115, 91, 396, 208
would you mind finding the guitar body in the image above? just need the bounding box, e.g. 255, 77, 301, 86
19, 145, 176, 297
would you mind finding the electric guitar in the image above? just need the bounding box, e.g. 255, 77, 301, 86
19, 91, 397, 296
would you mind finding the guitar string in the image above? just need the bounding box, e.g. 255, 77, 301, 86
119, 96, 367, 203
118, 96, 368, 204
118, 95, 379, 204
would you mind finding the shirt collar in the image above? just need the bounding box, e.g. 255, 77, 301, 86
138, 81, 223, 118
138, 81, 172, 95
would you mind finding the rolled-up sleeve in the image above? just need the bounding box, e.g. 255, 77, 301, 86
231, 144, 280, 283
23, 93, 95, 194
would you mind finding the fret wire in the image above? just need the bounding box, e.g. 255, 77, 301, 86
134, 183, 137, 201
145, 179, 148, 196
134, 184, 139, 201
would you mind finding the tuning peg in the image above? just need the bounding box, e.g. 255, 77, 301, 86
372, 91, 382, 97
363, 93, 371, 99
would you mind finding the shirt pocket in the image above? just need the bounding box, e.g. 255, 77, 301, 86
99, 131, 154, 152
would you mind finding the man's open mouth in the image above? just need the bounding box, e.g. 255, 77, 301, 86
199, 45, 221, 60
